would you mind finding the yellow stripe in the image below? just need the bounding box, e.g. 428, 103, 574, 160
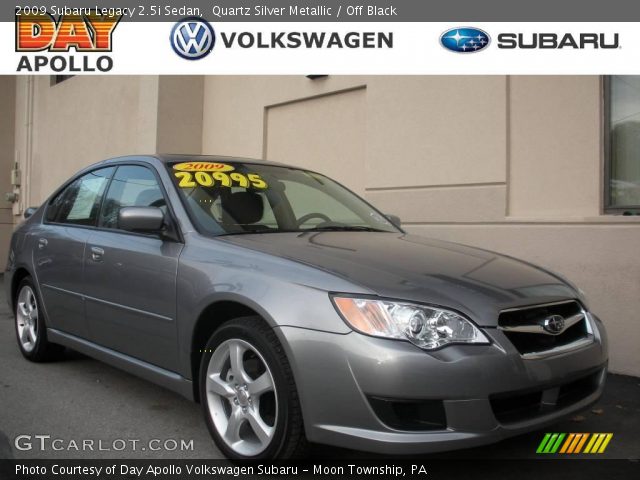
567, 434, 582, 454
574, 433, 589, 453
597, 434, 613, 453
590, 434, 606, 454
559, 433, 575, 454
583, 433, 598, 453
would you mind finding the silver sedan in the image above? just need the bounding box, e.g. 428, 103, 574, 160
5, 154, 608, 459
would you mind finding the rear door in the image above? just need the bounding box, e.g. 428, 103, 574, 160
83, 164, 182, 371
34, 167, 115, 338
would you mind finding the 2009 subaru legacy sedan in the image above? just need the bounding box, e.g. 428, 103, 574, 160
6, 154, 608, 459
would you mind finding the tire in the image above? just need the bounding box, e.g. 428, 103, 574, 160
199, 316, 307, 460
14, 276, 65, 362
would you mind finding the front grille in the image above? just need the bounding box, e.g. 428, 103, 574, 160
498, 300, 591, 357
490, 369, 603, 424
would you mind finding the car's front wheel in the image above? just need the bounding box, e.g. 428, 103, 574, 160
14, 276, 64, 362
199, 317, 307, 459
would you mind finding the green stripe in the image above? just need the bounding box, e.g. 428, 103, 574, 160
543, 433, 559, 453
536, 433, 552, 453
544, 434, 559, 453
550, 433, 566, 453
542, 433, 558, 453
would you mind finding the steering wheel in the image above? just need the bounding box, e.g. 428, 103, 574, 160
296, 212, 332, 227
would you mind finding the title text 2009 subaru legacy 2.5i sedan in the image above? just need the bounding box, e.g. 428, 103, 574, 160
6, 155, 608, 459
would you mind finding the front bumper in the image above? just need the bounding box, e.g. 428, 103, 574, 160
277, 316, 608, 454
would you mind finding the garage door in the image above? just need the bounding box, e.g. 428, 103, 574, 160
265, 87, 366, 195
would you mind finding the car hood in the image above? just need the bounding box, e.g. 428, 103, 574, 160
218, 232, 578, 326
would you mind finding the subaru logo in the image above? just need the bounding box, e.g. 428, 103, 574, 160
440, 27, 490, 53
543, 315, 566, 335
171, 17, 215, 60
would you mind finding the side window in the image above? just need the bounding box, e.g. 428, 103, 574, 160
44, 190, 66, 223
99, 165, 165, 229
46, 167, 114, 226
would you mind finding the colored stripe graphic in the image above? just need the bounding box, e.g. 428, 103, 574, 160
536, 433, 566, 453
597, 434, 613, 453
543, 433, 559, 453
550, 433, 565, 453
567, 433, 583, 453
584, 433, 614, 453
590, 434, 606, 453
583, 433, 599, 453
538, 433, 613, 454
559, 433, 575, 453
574, 433, 589, 453
536, 433, 552, 453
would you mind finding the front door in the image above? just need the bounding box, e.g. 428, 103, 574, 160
83, 165, 182, 371
33, 167, 115, 338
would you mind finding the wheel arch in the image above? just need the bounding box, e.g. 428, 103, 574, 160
10, 267, 33, 312
189, 297, 288, 402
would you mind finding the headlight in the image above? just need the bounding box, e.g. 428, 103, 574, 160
331, 296, 489, 350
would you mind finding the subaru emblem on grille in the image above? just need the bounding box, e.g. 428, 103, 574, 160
543, 315, 566, 335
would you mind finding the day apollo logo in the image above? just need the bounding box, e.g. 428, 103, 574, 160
440, 27, 490, 53
15, 11, 121, 72
170, 17, 215, 60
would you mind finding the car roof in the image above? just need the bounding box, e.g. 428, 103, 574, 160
100, 154, 295, 169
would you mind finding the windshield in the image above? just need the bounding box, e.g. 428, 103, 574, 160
167, 161, 400, 235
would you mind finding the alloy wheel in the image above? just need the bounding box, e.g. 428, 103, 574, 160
205, 338, 278, 456
16, 286, 38, 353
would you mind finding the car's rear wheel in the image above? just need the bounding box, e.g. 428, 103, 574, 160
199, 316, 307, 459
14, 277, 64, 362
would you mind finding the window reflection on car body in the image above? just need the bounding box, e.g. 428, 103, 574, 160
300, 225, 388, 232
216, 226, 388, 236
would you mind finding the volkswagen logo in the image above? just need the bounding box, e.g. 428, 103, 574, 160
171, 18, 215, 60
440, 27, 490, 53
543, 315, 566, 335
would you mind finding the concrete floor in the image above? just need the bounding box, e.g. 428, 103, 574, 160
0, 275, 638, 460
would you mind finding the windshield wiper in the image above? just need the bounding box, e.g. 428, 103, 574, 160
301, 226, 388, 232
217, 229, 300, 236
217, 226, 389, 236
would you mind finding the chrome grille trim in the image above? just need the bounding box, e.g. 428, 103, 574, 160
499, 299, 584, 313
499, 312, 585, 336
498, 300, 595, 359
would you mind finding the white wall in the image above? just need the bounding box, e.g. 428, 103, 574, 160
0, 77, 16, 265
14, 76, 160, 208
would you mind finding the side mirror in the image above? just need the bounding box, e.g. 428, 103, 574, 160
385, 214, 401, 227
24, 207, 38, 219
118, 207, 164, 233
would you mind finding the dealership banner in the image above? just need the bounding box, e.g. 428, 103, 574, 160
2, 459, 638, 480
2, 0, 640, 74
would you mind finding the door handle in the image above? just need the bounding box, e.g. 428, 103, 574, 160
37, 238, 48, 250
90, 246, 104, 262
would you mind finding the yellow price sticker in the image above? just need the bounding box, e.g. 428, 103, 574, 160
173, 162, 235, 173
174, 171, 268, 190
